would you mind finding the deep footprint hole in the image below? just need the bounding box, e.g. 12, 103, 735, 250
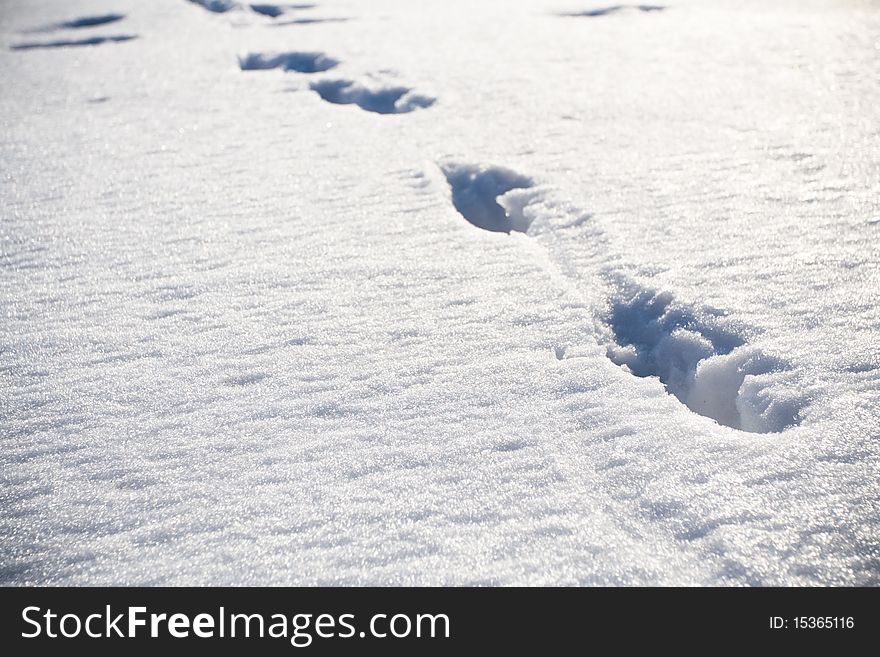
603, 281, 803, 434
441, 163, 535, 234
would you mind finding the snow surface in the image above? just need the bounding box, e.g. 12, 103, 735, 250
1, 0, 878, 585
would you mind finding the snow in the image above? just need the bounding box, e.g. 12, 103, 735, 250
1, 0, 878, 586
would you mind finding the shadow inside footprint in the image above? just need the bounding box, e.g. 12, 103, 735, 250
310, 79, 435, 114
239, 51, 338, 73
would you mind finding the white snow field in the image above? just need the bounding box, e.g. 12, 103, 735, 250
1, 0, 878, 586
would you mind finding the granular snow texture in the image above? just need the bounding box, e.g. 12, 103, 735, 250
1, 0, 878, 585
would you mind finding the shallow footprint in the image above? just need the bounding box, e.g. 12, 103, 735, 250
186, 0, 239, 13
558, 5, 665, 17
27, 14, 127, 31
249, 3, 316, 18
11, 35, 137, 50
269, 17, 349, 26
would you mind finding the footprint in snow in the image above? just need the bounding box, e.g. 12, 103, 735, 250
23, 13, 127, 32
239, 51, 339, 73
309, 78, 435, 115
557, 5, 666, 17
441, 162, 535, 234
187, 0, 323, 18
10, 35, 138, 50
186, 0, 239, 13
601, 278, 801, 433
269, 17, 349, 26
249, 3, 317, 18
440, 161, 804, 434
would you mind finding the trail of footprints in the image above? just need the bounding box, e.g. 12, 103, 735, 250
439, 163, 803, 434
11, 2, 801, 433
238, 49, 435, 113
237, 49, 435, 114
203, 0, 435, 114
